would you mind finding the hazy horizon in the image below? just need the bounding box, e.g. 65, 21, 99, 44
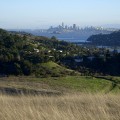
0, 0, 120, 29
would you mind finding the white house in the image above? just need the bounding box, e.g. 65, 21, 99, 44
74, 56, 83, 63
58, 50, 63, 53
87, 56, 95, 61
34, 48, 40, 53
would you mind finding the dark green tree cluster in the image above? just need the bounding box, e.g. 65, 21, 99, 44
87, 30, 120, 46
61, 52, 120, 76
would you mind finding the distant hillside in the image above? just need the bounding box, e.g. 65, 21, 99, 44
0, 28, 82, 76
87, 30, 120, 46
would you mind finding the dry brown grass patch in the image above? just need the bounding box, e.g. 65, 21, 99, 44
0, 94, 120, 120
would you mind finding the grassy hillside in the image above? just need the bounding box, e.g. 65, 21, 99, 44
39, 61, 79, 77
0, 76, 119, 94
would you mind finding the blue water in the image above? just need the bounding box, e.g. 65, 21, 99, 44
30, 32, 88, 43
57, 37, 87, 43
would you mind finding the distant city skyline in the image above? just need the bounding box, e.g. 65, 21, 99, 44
49, 22, 120, 30
0, 0, 120, 29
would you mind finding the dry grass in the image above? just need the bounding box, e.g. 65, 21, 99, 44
0, 94, 120, 120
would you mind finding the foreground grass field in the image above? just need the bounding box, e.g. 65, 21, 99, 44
0, 76, 120, 120
0, 94, 120, 120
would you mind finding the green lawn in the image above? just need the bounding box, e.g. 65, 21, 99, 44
0, 76, 120, 94
40, 61, 79, 77
30, 76, 119, 93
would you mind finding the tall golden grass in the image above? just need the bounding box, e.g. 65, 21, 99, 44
0, 94, 120, 120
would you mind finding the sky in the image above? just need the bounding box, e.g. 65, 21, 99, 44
0, 0, 120, 29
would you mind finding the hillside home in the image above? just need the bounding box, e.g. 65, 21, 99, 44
74, 56, 83, 63
87, 56, 95, 61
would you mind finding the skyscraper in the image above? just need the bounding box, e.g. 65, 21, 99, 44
73, 24, 76, 29
62, 22, 64, 28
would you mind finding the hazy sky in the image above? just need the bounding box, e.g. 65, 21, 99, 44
0, 0, 120, 29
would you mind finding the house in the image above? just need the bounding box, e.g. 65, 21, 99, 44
49, 56, 54, 58
87, 56, 95, 61
34, 48, 40, 53
58, 50, 63, 53
99, 54, 105, 58
44, 50, 51, 54
53, 48, 56, 51
74, 56, 83, 63
48, 50, 51, 53
49, 56, 54, 61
